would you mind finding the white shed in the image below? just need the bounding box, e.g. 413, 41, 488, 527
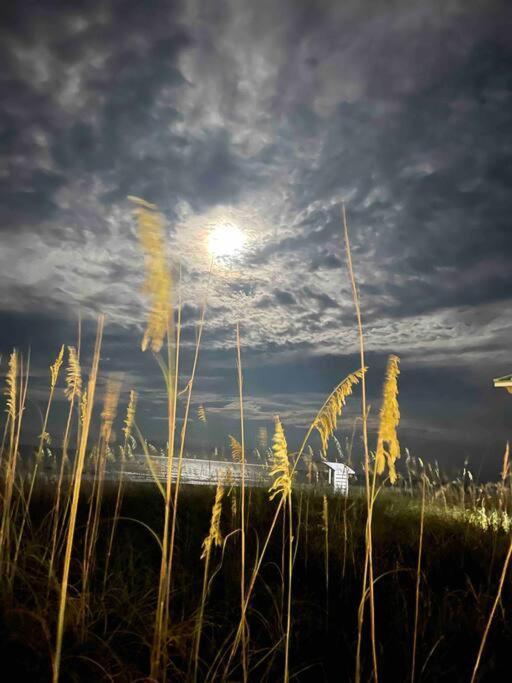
324, 462, 355, 496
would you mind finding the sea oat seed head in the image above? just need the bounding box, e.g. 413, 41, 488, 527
101, 377, 122, 443
5, 350, 17, 421
65, 346, 82, 401
375, 355, 401, 484
229, 435, 243, 463
123, 389, 137, 443
129, 196, 172, 353
201, 482, 224, 559
313, 368, 367, 456
50, 345, 65, 389
268, 416, 292, 501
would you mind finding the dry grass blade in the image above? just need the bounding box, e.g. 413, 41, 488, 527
501, 441, 510, 482
103, 388, 138, 595
411, 474, 426, 683
234, 320, 248, 683
470, 536, 512, 683
194, 481, 225, 683
322, 495, 329, 599
342, 204, 377, 683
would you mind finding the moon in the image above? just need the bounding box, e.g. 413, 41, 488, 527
207, 223, 247, 259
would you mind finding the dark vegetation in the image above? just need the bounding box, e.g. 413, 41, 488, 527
2, 483, 510, 682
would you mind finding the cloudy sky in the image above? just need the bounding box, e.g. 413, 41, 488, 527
1, 0, 511, 476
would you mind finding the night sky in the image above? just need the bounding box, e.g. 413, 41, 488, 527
1, 0, 511, 477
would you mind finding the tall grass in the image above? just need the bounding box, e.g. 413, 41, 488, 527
53, 315, 104, 683
47, 345, 82, 593
192, 479, 224, 682
269, 416, 293, 682
103, 388, 137, 592
128, 196, 177, 681
342, 204, 378, 683
235, 321, 249, 682
411, 473, 426, 683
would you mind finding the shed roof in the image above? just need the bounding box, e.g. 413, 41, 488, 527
324, 461, 355, 475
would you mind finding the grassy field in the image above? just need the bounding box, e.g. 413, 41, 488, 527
0, 478, 511, 681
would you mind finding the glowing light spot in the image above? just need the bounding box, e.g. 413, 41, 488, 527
207, 223, 247, 259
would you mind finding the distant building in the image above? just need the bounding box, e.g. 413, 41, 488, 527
493, 374, 512, 394
324, 462, 355, 495
124, 455, 356, 495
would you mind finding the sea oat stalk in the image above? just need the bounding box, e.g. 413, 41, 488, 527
270, 416, 293, 682
341, 203, 378, 683
411, 474, 426, 683
103, 389, 137, 590
53, 315, 104, 683
48, 345, 83, 588
0, 351, 29, 572
193, 481, 224, 682
82, 375, 121, 614
14, 346, 64, 572
323, 495, 329, 603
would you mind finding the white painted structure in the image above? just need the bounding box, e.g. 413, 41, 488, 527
121, 455, 356, 494
124, 456, 268, 486
324, 462, 355, 496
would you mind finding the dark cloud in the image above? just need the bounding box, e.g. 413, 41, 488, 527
274, 289, 296, 306
302, 287, 337, 310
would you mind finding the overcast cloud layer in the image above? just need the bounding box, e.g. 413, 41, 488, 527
1, 0, 511, 474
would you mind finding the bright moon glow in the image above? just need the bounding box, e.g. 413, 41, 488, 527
207, 223, 246, 258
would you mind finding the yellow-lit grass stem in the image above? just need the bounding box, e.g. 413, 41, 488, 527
52, 315, 104, 683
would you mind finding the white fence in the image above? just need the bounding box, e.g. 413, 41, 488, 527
121, 456, 354, 494
123, 456, 268, 487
